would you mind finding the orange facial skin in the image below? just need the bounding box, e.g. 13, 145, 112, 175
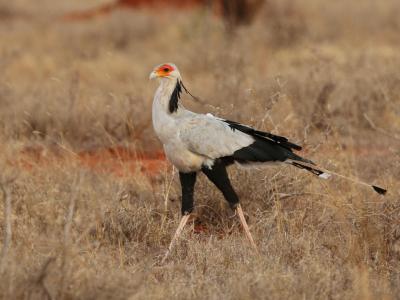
155, 64, 174, 77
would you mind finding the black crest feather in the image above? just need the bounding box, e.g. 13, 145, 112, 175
372, 185, 387, 195
169, 80, 182, 113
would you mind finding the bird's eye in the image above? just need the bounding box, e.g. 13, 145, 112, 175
163, 68, 170, 72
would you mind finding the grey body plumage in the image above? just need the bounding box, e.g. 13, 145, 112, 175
152, 76, 256, 172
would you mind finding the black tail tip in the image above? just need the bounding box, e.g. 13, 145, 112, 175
372, 185, 387, 195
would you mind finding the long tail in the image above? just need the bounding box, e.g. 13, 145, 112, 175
287, 159, 387, 195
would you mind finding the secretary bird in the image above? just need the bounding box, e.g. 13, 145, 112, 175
149, 63, 386, 261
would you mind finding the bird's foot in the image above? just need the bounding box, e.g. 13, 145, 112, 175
228, 202, 239, 218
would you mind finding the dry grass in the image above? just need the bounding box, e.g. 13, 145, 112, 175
0, 0, 400, 299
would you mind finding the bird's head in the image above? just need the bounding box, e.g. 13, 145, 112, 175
149, 63, 181, 81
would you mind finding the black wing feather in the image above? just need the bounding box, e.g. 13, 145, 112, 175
223, 119, 303, 151
217, 119, 313, 166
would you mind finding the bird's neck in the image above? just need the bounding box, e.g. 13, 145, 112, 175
154, 78, 182, 114
152, 78, 183, 144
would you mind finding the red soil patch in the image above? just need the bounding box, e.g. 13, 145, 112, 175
61, 0, 265, 26
10, 142, 393, 180
62, 0, 209, 21
14, 146, 168, 179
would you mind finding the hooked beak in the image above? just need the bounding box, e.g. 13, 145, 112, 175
149, 70, 158, 80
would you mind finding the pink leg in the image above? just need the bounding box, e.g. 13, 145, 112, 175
236, 204, 258, 252
161, 214, 191, 263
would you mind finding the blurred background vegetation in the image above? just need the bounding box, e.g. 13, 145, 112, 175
0, 0, 399, 152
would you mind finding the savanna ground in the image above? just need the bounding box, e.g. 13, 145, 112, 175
0, 0, 400, 299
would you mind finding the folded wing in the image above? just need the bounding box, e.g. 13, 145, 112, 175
179, 115, 255, 159
179, 114, 309, 165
